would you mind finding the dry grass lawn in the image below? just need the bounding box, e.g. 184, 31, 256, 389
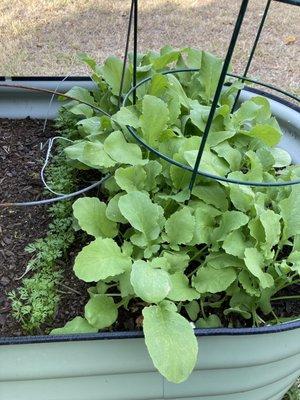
0, 0, 299, 95
0, 1, 299, 398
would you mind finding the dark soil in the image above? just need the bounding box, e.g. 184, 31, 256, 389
0, 118, 299, 338
0, 119, 53, 335
0, 118, 87, 336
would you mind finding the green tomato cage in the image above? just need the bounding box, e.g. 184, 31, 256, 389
0, 0, 300, 208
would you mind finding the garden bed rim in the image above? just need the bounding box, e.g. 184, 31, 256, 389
1, 319, 300, 346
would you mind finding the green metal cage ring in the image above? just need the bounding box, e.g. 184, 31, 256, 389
122, 68, 300, 188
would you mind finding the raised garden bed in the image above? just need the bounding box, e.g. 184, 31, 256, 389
0, 47, 299, 400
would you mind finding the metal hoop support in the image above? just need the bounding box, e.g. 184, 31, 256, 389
122, 0, 300, 189
123, 68, 300, 187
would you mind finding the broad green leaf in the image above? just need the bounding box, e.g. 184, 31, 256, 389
279, 185, 300, 239
288, 251, 300, 274
167, 272, 200, 301
74, 238, 131, 282
193, 184, 228, 211
161, 251, 190, 273
270, 147, 292, 168
222, 229, 248, 259
206, 252, 243, 269
238, 270, 260, 297
115, 165, 146, 192
70, 104, 93, 118
148, 74, 169, 97
100, 56, 131, 95
206, 130, 236, 147
193, 266, 237, 294
85, 295, 118, 329
143, 303, 198, 383
152, 50, 180, 70
118, 271, 135, 297
189, 202, 221, 245
197, 51, 223, 102
259, 209, 281, 249
64, 141, 86, 163
106, 193, 128, 223
130, 260, 171, 303
143, 161, 162, 192
229, 185, 254, 212
232, 99, 262, 126
185, 300, 200, 321
249, 218, 266, 244
140, 95, 169, 147
104, 130, 146, 165
213, 211, 249, 241
167, 74, 190, 108
50, 316, 98, 335
244, 248, 274, 289
118, 191, 164, 241
248, 119, 282, 147
73, 197, 117, 238
83, 141, 116, 168
165, 207, 195, 246
196, 315, 222, 328
183, 47, 202, 68
112, 106, 140, 128
77, 116, 105, 136
65, 86, 96, 105
184, 149, 230, 177
213, 141, 242, 171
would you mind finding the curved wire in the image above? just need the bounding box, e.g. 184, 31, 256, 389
0, 175, 111, 208
40, 136, 74, 196
0, 83, 111, 117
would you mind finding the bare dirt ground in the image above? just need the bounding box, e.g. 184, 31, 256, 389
0, 0, 299, 95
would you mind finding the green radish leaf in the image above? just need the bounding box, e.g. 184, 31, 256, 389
196, 314, 222, 328
112, 106, 140, 128
222, 229, 248, 259
106, 193, 128, 223
140, 95, 169, 147
104, 131, 146, 165
270, 147, 292, 168
100, 56, 131, 95
244, 248, 274, 289
193, 266, 237, 294
193, 184, 228, 211
229, 185, 254, 212
83, 141, 116, 168
167, 272, 200, 301
130, 260, 171, 303
70, 104, 93, 118
288, 251, 300, 274
259, 209, 281, 249
213, 210, 249, 241
73, 197, 117, 238
185, 300, 200, 321
65, 86, 97, 105
143, 302, 198, 383
118, 191, 164, 241
115, 165, 146, 192
197, 51, 223, 102
50, 317, 98, 335
74, 238, 131, 282
165, 207, 195, 246
85, 295, 118, 329
279, 186, 300, 239
248, 119, 282, 147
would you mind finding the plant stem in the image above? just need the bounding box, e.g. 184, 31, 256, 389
271, 295, 300, 302
200, 299, 207, 319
